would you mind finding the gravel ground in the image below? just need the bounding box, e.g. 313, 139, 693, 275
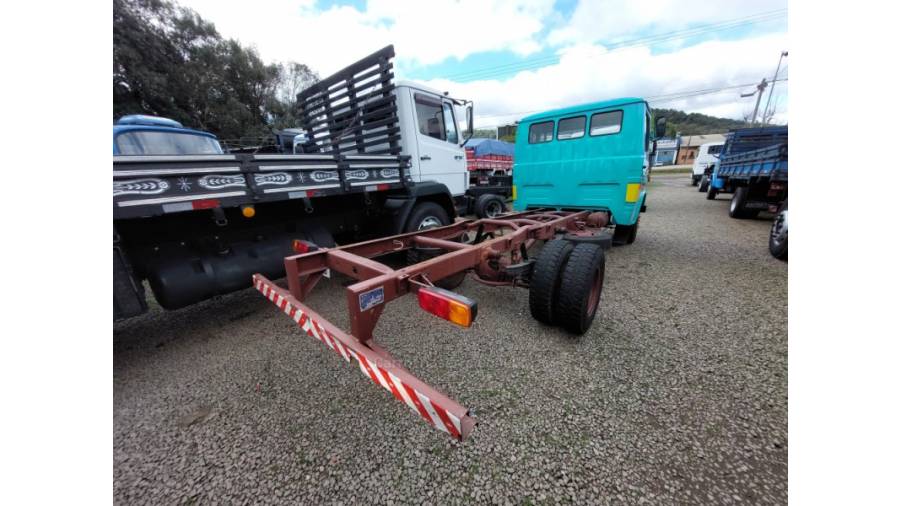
114, 173, 787, 504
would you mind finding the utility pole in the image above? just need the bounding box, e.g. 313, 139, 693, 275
763, 51, 788, 125
742, 78, 769, 125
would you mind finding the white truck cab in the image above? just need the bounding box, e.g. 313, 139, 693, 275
692, 141, 724, 185
394, 80, 472, 197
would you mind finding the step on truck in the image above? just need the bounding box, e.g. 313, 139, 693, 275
114, 45, 507, 320
253, 95, 664, 440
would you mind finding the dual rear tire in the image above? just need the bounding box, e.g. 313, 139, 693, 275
528, 240, 606, 335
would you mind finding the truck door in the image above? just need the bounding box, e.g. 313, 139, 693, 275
411, 92, 467, 196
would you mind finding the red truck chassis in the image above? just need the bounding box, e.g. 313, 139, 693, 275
253, 209, 610, 440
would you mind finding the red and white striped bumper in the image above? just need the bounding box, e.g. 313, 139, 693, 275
253, 274, 476, 440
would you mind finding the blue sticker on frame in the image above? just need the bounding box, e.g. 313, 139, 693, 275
358, 286, 385, 312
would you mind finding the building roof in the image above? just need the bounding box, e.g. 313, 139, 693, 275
678, 133, 726, 148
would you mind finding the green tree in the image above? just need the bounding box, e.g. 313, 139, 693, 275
113, 0, 317, 139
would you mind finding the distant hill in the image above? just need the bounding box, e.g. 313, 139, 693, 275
651, 108, 750, 136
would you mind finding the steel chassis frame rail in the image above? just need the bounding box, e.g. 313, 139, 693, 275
254, 209, 607, 440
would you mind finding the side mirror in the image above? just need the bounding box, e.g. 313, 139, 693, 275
465, 104, 474, 142
655, 117, 667, 138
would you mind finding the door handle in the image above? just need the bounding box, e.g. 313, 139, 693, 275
420, 155, 431, 161
454, 155, 463, 160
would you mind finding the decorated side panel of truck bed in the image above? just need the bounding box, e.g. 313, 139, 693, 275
113, 154, 411, 220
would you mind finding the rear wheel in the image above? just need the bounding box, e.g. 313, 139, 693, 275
554, 243, 606, 335
729, 186, 759, 219
528, 240, 575, 325
474, 194, 507, 219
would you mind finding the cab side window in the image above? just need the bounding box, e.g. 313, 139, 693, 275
590, 110, 623, 136
415, 94, 445, 141
528, 121, 554, 143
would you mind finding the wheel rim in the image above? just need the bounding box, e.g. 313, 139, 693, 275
730, 196, 737, 212
486, 201, 503, 218
771, 213, 786, 245
418, 216, 442, 230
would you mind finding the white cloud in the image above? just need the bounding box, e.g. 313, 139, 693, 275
180, 0, 555, 74
422, 32, 789, 126
177, 0, 788, 124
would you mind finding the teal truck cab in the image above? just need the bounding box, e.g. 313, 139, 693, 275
512, 98, 662, 244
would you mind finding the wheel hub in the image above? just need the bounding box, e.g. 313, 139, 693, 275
418, 216, 442, 230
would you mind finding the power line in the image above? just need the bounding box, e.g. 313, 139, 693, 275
445, 9, 787, 83
474, 78, 788, 128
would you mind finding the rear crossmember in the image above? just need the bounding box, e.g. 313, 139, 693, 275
254, 209, 609, 440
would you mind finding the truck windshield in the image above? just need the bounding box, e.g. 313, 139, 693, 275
708, 144, 723, 155
116, 131, 223, 155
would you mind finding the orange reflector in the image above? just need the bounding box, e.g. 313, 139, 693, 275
241, 205, 256, 218
417, 286, 477, 327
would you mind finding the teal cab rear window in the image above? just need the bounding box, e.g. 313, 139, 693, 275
589, 110, 623, 136
528, 121, 554, 143
557, 116, 585, 140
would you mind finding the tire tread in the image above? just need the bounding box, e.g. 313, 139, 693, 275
555, 243, 606, 334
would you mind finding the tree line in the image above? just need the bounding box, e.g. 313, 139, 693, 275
113, 0, 317, 140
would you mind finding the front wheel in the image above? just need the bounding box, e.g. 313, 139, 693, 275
698, 176, 709, 193
405, 202, 464, 289
405, 201, 450, 232
612, 220, 638, 246
691, 175, 700, 186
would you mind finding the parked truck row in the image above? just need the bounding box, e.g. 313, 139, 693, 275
697, 125, 788, 259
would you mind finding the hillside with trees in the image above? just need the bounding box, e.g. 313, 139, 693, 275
651, 108, 750, 136
113, 0, 317, 139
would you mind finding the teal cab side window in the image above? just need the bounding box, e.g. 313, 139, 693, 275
557, 116, 586, 140
528, 121, 554, 143
589, 110, 623, 136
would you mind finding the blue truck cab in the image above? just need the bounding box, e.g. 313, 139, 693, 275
113, 115, 224, 155
512, 98, 660, 244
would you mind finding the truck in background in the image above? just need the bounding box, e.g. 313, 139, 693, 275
114, 46, 483, 320
113, 115, 225, 155
703, 126, 788, 219
692, 141, 724, 186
